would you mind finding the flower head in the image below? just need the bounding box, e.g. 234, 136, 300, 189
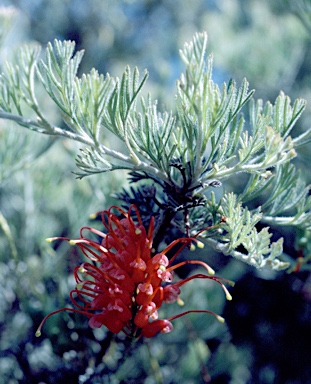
38, 205, 233, 339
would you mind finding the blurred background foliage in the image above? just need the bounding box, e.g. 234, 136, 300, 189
0, 0, 311, 383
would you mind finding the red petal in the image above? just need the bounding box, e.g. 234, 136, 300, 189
142, 320, 173, 338
89, 313, 125, 334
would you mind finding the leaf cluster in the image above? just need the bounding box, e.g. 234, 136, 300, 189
0, 32, 310, 270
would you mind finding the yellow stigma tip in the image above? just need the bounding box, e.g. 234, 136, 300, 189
177, 298, 184, 306
89, 213, 97, 220
35, 330, 41, 337
208, 267, 215, 275
190, 243, 196, 251
69, 240, 77, 245
226, 293, 233, 301
216, 315, 225, 323
45, 238, 53, 243
135, 228, 142, 235
197, 241, 204, 249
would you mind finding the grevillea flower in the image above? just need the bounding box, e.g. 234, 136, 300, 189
36, 205, 233, 339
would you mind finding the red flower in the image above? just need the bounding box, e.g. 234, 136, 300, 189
36, 205, 233, 339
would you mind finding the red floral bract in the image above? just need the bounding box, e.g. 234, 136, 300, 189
37, 205, 232, 338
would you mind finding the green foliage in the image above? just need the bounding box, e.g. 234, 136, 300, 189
0, 31, 310, 271
216, 193, 285, 270
286, 0, 311, 32
0, 124, 52, 181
